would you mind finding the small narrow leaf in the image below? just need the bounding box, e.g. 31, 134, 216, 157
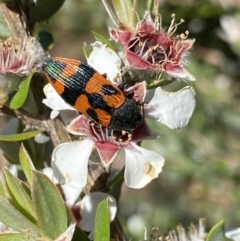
83, 45, 92, 59
32, 171, 68, 239
0, 233, 29, 241
0, 130, 41, 142
3, 169, 36, 222
0, 171, 9, 199
19, 144, 35, 184
206, 220, 229, 241
10, 70, 35, 110
147, 78, 176, 89
94, 198, 110, 241
0, 196, 40, 239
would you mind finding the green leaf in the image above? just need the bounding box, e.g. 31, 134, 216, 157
32, 171, 68, 239
0, 142, 20, 164
10, 70, 35, 110
3, 169, 37, 223
83, 45, 92, 59
206, 220, 229, 241
0, 195, 40, 239
19, 144, 35, 184
147, 78, 176, 89
92, 31, 117, 51
0, 233, 30, 241
29, 0, 65, 22
20, 88, 38, 114
0, 130, 41, 142
94, 198, 110, 241
112, 0, 136, 29
0, 171, 10, 199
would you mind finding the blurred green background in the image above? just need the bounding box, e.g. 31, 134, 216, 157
26, 0, 240, 239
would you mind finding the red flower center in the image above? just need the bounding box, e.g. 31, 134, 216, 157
128, 31, 176, 67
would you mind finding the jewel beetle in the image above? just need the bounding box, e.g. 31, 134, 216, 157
42, 56, 144, 131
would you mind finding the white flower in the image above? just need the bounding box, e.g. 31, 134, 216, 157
44, 42, 195, 189
0, 37, 45, 104
52, 115, 164, 189
219, 14, 240, 44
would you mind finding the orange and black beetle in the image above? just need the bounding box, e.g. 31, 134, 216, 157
42, 56, 143, 131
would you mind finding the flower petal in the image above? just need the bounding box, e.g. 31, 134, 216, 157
165, 63, 196, 81
43, 167, 82, 205
124, 143, 165, 189
225, 227, 240, 241
66, 115, 91, 136
61, 184, 82, 206
110, 28, 132, 44
145, 86, 196, 129
52, 140, 94, 189
9, 165, 18, 177
87, 41, 121, 82
34, 133, 50, 144
124, 81, 146, 103
43, 83, 75, 114
95, 142, 120, 166
42, 167, 58, 184
79, 192, 117, 232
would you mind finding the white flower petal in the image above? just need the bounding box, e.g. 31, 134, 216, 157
166, 67, 196, 81
87, 41, 121, 82
225, 228, 240, 241
50, 110, 60, 119
42, 167, 58, 184
52, 140, 94, 189
43, 83, 75, 112
145, 86, 196, 129
219, 15, 240, 44
124, 143, 165, 189
43, 167, 82, 205
79, 192, 117, 232
9, 165, 18, 177
55, 224, 76, 241
61, 184, 82, 206
34, 133, 50, 144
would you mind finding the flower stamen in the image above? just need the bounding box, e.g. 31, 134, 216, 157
167, 13, 185, 36
89, 119, 133, 146
154, 14, 162, 33
90, 121, 103, 142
